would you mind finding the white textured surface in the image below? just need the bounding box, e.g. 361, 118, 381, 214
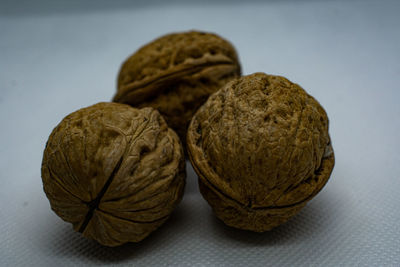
1, 0, 400, 266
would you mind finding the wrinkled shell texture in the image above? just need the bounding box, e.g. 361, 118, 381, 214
114, 31, 241, 144
187, 73, 335, 232
41, 102, 185, 246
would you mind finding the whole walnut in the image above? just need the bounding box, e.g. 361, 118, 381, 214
187, 73, 334, 231
41, 102, 185, 246
113, 30, 241, 145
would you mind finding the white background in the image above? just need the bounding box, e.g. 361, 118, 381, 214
0, 0, 399, 266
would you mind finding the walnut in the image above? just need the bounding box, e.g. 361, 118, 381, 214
113, 30, 241, 145
187, 73, 334, 231
41, 102, 185, 246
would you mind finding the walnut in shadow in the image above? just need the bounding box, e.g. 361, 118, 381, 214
187, 73, 334, 231
113, 31, 241, 146
41, 102, 185, 246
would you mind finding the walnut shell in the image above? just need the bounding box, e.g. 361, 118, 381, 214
113, 30, 241, 145
41, 102, 185, 246
187, 73, 334, 232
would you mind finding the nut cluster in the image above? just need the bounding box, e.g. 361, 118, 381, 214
41, 30, 334, 247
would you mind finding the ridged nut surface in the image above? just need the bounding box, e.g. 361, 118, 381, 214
114, 31, 241, 144
187, 73, 334, 231
41, 102, 185, 246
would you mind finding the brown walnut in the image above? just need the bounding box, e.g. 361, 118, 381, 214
41, 102, 185, 246
187, 73, 334, 231
113, 30, 241, 145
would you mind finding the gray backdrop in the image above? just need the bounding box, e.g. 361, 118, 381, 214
1, 0, 399, 266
